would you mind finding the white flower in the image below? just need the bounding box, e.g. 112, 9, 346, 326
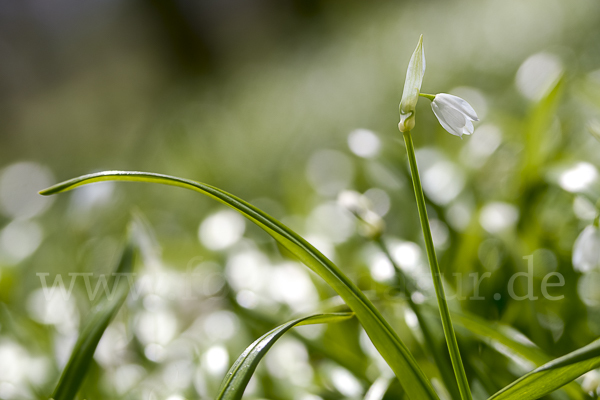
431, 93, 479, 138
573, 225, 600, 272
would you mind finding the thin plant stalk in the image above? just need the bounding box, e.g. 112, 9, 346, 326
402, 130, 473, 400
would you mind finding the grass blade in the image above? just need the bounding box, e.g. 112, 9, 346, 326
217, 313, 353, 400
40, 170, 440, 400
449, 310, 587, 399
488, 338, 600, 400
537, 339, 600, 372
51, 239, 136, 400
231, 296, 370, 382
522, 77, 564, 184
450, 310, 548, 366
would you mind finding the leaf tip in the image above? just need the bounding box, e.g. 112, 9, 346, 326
38, 187, 55, 196
39, 182, 65, 196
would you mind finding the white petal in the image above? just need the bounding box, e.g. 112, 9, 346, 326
437, 99, 468, 127
462, 118, 474, 135
431, 101, 465, 137
436, 93, 479, 121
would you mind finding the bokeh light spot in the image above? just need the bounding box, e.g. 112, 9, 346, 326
0, 162, 55, 219
479, 202, 519, 234
199, 210, 245, 250
347, 128, 381, 158
559, 162, 597, 193
204, 345, 229, 376
0, 220, 43, 264
306, 149, 354, 197
516, 52, 562, 101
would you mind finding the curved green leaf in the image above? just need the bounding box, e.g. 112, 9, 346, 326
536, 338, 600, 372
217, 313, 353, 400
450, 311, 547, 366
232, 298, 369, 382
450, 310, 587, 400
488, 338, 600, 400
41, 171, 439, 400
51, 241, 136, 400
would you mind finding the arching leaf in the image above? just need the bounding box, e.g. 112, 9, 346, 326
488, 338, 600, 400
41, 171, 439, 400
217, 313, 353, 400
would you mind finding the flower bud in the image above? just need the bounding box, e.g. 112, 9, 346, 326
337, 190, 385, 239
398, 35, 425, 132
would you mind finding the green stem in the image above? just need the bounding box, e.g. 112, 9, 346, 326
402, 130, 472, 400
419, 93, 436, 101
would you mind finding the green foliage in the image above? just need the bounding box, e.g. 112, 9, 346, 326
41, 171, 440, 400
450, 309, 588, 399
489, 338, 600, 400
51, 238, 136, 400
3, 5, 600, 398
216, 313, 353, 400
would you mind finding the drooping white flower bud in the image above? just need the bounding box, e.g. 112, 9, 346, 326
398, 35, 425, 133
430, 93, 479, 138
359, 210, 385, 239
337, 190, 384, 239
572, 224, 600, 272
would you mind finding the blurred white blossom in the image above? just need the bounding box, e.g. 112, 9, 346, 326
573, 225, 600, 272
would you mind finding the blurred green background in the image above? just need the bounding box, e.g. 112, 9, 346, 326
2, 0, 600, 399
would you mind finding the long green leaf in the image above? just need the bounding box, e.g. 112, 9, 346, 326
537, 339, 600, 372
488, 338, 600, 400
51, 241, 136, 400
40, 171, 439, 400
231, 297, 370, 382
522, 77, 564, 185
217, 313, 353, 400
450, 310, 548, 366
449, 310, 587, 400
